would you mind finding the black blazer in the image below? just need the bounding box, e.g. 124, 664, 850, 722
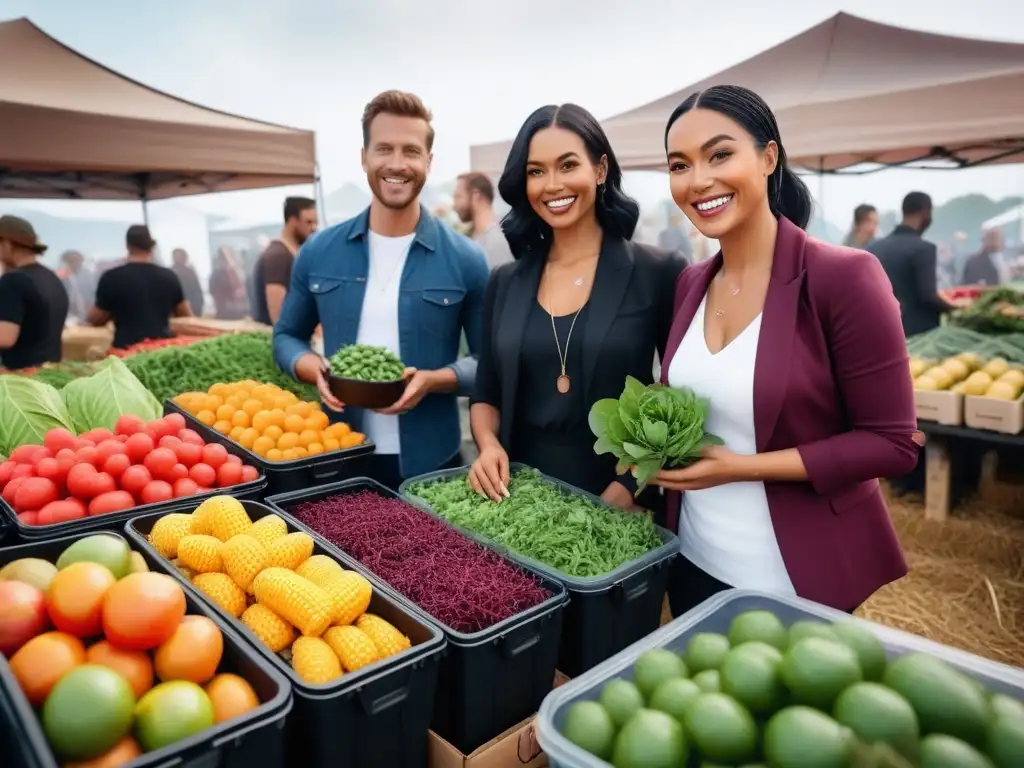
472, 236, 686, 452
961, 251, 1001, 287
867, 225, 950, 336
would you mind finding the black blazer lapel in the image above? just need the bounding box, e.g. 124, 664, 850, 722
496, 256, 543, 447
581, 237, 634, 402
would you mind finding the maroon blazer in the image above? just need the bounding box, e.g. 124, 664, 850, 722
661, 216, 919, 611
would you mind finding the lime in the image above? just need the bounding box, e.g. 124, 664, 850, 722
134, 680, 214, 752
737, 640, 783, 664
788, 620, 836, 647
831, 620, 888, 681
599, 678, 644, 728
990, 694, 1024, 723
883, 653, 989, 748
633, 648, 688, 698
781, 637, 863, 710
683, 692, 758, 764
611, 708, 687, 768
988, 714, 1024, 768
56, 534, 132, 579
728, 610, 788, 650
649, 678, 702, 722
764, 706, 855, 768
692, 669, 721, 693
720, 642, 787, 715
42, 665, 135, 760
833, 682, 919, 758
918, 734, 993, 768
561, 700, 615, 760
684, 632, 731, 673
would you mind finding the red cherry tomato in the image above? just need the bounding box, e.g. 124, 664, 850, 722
188, 463, 216, 487
124, 432, 155, 464
216, 462, 244, 488
119, 465, 152, 497
95, 439, 127, 463
144, 448, 178, 481
66, 463, 99, 499
240, 465, 259, 484
177, 429, 205, 446
18, 511, 39, 526
13, 477, 59, 512
172, 478, 199, 498
200, 444, 228, 469
34, 458, 66, 488
43, 428, 78, 454
37, 498, 87, 525
140, 481, 174, 505
148, 418, 178, 441
10, 464, 35, 481
165, 413, 187, 431
10, 445, 47, 465
88, 490, 136, 516
75, 446, 101, 468
3, 477, 27, 506
169, 463, 189, 481
102, 453, 132, 480
81, 428, 115, 444
158, 435, 182, 451
115, 414, 146, 437
173, 441, 203, 467
0, 460, 15, 488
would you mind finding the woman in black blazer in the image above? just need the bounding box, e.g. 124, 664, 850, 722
469, 103, 686, 509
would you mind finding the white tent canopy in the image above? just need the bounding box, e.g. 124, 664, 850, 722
470, 13, 1024, 175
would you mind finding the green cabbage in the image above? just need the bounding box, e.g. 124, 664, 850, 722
0, 375, 74, 456
61, 357, 162, 434
588, 375, 723, 494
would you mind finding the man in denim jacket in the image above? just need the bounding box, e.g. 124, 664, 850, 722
273, 91, 489, 490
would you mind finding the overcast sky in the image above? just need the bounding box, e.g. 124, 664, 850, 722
2, 0, 1023, 229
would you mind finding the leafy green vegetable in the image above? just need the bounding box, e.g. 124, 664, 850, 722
61, 357, 162, 433
0, 375, 74, 456
405, 467, 664, 578
589, 376, 722, 493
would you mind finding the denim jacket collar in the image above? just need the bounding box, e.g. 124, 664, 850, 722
346, 205, 438, 252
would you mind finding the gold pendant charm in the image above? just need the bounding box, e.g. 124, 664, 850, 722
556, 375, 571, 394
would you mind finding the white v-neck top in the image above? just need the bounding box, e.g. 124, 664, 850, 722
666, 296, 795, 594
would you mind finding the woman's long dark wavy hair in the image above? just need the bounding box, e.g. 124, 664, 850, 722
664, 85, 813, 230
498, 104, 640, 257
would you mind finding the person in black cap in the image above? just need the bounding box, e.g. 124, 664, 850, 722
0, 215, 69, 370
87, 224, 192, 349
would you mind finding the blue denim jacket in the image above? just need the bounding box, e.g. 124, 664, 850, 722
273, 207, 489, 478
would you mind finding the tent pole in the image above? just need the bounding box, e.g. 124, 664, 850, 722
314, 159, 327, 226
142, 199, 150, 227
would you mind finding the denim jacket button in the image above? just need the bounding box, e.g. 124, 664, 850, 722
312, 283, 319, 290
443, 298, 449, 305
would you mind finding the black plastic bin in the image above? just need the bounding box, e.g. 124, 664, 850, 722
164, 400, 375, 497
0, 471, 265, 548
399, 463, 680, 678
266, 478, 570, 753
126, 500, 447, 768
0, 532, 292, 768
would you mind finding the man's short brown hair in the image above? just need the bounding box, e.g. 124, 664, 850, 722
458, 172, 494, 204
361, 90, 434, 150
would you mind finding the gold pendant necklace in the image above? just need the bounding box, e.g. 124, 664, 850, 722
547, 280, 585, 395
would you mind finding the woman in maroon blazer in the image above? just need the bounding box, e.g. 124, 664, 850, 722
651, 85, 920, 615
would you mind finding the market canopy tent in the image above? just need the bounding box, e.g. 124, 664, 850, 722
0, 17, 316, 201
469, 13, 1024, 175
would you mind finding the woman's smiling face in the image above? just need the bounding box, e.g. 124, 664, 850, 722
666, 107, 777, 240
526, 126, 606, 232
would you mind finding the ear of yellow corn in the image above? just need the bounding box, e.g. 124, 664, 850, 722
241, 603, 296, 653
323, 626, 379, 673
291, 637, 342, 684
356, 614, 411, 659
201, 496, 253, 542
177, 535, 225, 574
248, 514, 289, 549
149, 513, 193, 558
252, 567, 334, 637
221, 534, 268, 592
295, 555, 345, 584
266, 532, 315, 570
193, 572, 247, 618
322, 571, 373, 627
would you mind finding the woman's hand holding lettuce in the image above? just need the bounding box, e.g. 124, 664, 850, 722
588, 375, 723, 494
0, 358, 162, 456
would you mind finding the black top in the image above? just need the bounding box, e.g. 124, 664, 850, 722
96, 261, 184, 349
173, 264, 204, 317
961, 251, 1001, 288
0, 263, 69, 370
867, 225, 951, 336
252, 241, 294, 325
474, 237, 687, 498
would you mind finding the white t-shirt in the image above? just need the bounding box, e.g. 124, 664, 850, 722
355, 231, 415, 455
667, 296, 795, 594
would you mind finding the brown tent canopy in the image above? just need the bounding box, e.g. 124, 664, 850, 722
0, 17, 316, 201
470, 13, 1024, 175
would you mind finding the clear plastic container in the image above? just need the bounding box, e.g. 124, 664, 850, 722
399, 463, 679, 677
536, 589, 1024, 768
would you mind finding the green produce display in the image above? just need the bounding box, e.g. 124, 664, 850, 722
124, 333, 317, 402
25, 361, 106, 389
906, 326, 1024, 365
589, 376, 722, 493
558, 609, 1024, 767
404, 467, 664, 578
951, 287, 1024, 335
328, 344, 406, 382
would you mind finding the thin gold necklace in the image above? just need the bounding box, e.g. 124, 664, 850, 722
546, 280, 586, 395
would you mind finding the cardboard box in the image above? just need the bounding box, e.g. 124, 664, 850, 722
914, 390, 963, 426
964, 395, 1024, 435
428, 672, 570, 768
61, 325, 113, 362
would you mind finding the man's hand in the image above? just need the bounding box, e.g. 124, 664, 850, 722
375, 368, 437, 415
600, 480, 645, 512
316, 360, 345, 412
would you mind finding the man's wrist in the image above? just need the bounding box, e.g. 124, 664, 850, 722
424, 367, 458, 393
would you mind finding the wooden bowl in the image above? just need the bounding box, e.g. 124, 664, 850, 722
327, 373, 406, 410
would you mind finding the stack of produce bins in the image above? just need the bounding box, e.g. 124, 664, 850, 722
266, 478, 570, 753
400, 464, 679, 677
536, 589, 1024, 768
126, 499, 446, 768
0, 532, 292, 768
164, 401, 374, 496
